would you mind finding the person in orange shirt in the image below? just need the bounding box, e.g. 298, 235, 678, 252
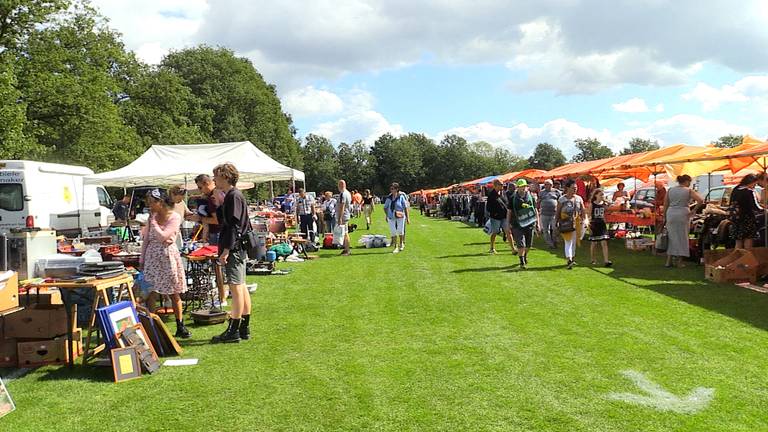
352, 190, 364, 218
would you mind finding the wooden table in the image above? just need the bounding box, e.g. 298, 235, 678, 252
24, 273, 136, 366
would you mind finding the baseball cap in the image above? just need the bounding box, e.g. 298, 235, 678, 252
544, 179, 553, 185
516, 179, 528, 187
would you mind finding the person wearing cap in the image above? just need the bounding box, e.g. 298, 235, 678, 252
538, 179, 561, 249
507, 179, 540, 269
485, 179, 514, 254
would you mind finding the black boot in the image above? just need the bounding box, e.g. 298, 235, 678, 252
175, 319, 191, 339
519, 256, 527, 270
211, 318, 241, 343
239, 314, 250, 341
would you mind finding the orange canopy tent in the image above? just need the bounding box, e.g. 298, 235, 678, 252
496, 169, 548, 183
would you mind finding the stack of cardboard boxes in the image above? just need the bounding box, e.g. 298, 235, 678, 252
0, 272, 82, 367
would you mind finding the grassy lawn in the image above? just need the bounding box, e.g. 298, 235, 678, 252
4, 212, 768, 431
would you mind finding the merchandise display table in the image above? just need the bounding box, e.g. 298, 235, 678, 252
24, 273, 135, 366
605, 212, 657, 227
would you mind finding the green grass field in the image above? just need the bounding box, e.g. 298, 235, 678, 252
4, 212, 768, 431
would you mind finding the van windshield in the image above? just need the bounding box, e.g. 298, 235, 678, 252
0, 184, 23, 211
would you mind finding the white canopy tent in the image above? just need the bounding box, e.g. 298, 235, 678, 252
84, 141, 305, 187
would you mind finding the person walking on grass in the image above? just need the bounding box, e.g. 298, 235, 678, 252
211, 163, 252, 343
662, 174, 703, 268
362, 189, 374, 230
556, 179, 586, 270
538, 179, 561, 249
587, 188, 612, 267
140, 189, 191, 339
486, 179, 514, 254
384, 182, 410, 253
508, 179, 539, 269
337, 180, 353, 256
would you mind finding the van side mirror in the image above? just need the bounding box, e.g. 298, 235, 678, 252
23, 195, 31, 202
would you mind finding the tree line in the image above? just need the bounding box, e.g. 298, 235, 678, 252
302, 134, 744, 195
0, 2, 748, 197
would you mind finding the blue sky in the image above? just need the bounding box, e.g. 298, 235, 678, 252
93, 0, 768, 157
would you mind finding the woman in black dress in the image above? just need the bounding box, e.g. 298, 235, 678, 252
362, 189, 374, 230
587, 188, 612, 267
729, 174, 763, 249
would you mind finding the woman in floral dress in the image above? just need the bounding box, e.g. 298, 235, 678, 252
140, 188, 190, 338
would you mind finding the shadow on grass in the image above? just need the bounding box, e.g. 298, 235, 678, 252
463, 242, 489, 246
36, 365, 114, 383
438, 253, 494, 259
453, 265, 519, 273
574, 246, 768, 331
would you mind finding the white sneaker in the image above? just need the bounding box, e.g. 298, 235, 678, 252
392, 248, 400, 254
399, 245, 405, 251
219, 300, 228, 308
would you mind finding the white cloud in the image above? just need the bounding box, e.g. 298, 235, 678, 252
300, 88, 403, 144
184, 0, 768, 93
281, 86, 344, 118
682, 75, 768, 111
436, 115, 757, 157
91, 0, 209, 64
311, 110, 404, 145
613, 98, 651, 113
654, 104, 665, 113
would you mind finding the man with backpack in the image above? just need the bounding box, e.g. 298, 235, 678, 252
508, 179, 540, 269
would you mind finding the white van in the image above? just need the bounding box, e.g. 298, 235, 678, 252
0, 160, 114, 236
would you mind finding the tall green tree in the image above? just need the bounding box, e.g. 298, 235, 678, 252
571, 138, 614, 163
0, 55, 42, 159
712, 134, 744, 148
337, 140, 375, 192
301, 134, 338, 193
120, 68, 213, 147
0, 0, 68, 51
370, 133, 422, 193
435, 134, 473, 185
17, 4, 143, 170
161, 46, 302, 169
527, 143, 566, 170
620, 137, 660, 155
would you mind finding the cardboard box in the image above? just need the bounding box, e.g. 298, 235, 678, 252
19, 289, 62, 307
705, 264, 758, 284
16, 329, 82, 367
0, 271, 19, 313
4, 304, 69, 339
704, 247, 768, 276
0, 337, 17, 367
626, 238, 654, 251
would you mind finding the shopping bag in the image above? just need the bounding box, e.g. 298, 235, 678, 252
332, 225, 345, 246
655, 229, 669, 252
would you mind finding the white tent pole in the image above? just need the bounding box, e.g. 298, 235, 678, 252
270, 181, 274, 200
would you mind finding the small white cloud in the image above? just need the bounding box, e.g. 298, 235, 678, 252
281, 86, 344, 118
612, 98, 650, 113
311, 110, 404, 145
435, 114, 757, 158
682, 75, 768, 111
654, 104, 665, 113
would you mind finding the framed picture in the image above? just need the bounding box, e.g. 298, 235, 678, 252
110, 347, 141, 383
97, 301, 139, 348
0, 377, 15, 418
105, 302, 138, 335
117, 323, 157, 361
